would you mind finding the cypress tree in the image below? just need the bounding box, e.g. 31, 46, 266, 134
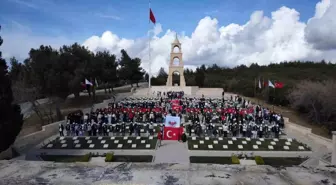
0, 25, 24, 153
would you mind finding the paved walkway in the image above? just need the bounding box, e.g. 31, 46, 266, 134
284, 127, 331, 166
154, 141, 190, 163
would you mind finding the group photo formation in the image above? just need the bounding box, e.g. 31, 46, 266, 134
1, 0, 336, 184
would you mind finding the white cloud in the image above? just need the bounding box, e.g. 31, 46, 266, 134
305, 0, 336, 50
2, 0, 336, 76
96, 13, 122, 20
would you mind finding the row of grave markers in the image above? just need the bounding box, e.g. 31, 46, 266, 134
47, 143, 152, 149
192, 144, 306, 150
191, 137, 291, 142
59, 136, 155, 140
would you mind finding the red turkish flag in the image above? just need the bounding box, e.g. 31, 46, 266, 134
149, 8, 156, 24
275, 82, 284, 88
163, 127, 180, 140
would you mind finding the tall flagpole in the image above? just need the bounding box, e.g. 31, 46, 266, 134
148, 0, 151, 90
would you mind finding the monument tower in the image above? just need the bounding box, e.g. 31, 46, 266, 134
166, 34, 186, 87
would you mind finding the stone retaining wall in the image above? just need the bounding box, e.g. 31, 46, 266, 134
13, 120, 64, 153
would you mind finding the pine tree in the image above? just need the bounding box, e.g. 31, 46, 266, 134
0, 26, 24, 153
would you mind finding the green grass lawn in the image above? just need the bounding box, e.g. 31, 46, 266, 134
190, 156, 232, 164
112, 155, 153, 162
262, 157, 308, 167
40, 154, 91, 162
187, 137, 311, 151
42, 136, 157, 150
189, 156, 307, 166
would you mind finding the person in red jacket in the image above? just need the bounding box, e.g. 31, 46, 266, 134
157, 130, 162, 147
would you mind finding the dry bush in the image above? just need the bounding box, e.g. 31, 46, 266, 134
288, 80, 336, 132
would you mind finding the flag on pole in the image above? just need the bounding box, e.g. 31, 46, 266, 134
95, 78, 99, 87
268, 80, 275, 88
85, 79, 93, 86
258, 79, 262, 89
149, 8, 156, 24
275, 82, 284, 88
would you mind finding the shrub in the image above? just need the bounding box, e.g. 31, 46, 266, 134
255, 156, 265, 165
231, 155, 240, 164
105, 152, 114, 162
79, 153, 92, 162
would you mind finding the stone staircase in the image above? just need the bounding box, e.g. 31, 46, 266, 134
195, 88, 223, 97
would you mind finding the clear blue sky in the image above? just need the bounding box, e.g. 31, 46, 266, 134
1, 0, 319, 42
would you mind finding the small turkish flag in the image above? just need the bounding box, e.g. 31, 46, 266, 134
164, 127, 180, 140
149, 8, 156, 24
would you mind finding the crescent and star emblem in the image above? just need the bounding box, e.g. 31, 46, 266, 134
166, 130, 176, 138
167, 130, 172, 138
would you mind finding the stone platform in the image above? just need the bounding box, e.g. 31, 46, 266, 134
0, 160, 335, 185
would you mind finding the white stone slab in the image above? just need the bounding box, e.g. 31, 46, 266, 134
238, 145, 243, 149
218, 137, 223, 140
240, 159, 257, 165
213, 140, 218, 144
127, 140, 132, 144
110, 137, 115, 140
89, 144, 95, 148
253, 145, 258, 149
223, 145, 228, 149
98, 137, 103, 140
85, 137, 90, 140
75, 144, 81, 148
74, 140, 79, 144
126, 126, 129, 129
200, 140, 204, 144
59, 137, 64, 140
259, 138, 264, 141
101, 140, 106, 144
242, 141, 247, 144
246, 138, 251, 141
273, 138, 279, 142
114, 140, 119, 144
299, 146, 305, 150
72, 136, 78, 140
47, 144, 53, 148
228, 140, 233, 144
132, 144, 137, 148
205, 137, 209, 140
149, 136, 153, 140
61, 144, 67, 148
256, 141, 261, 145
87, 140, 92, 144
117, 144, 123, 148
141, 140, 146, 143
141, 129, 144, 132
192, 137, 196, 140
268, 145, 274, 150
123, 136, 128, 140
61, 140, 66, 144
271, 141, 276, 145
146, 144, 150, 148
285, 142, 291, 145
136, 136, 141, 140
191, 129, 195, 133
102, 144, 108, 148
208, 145, 213, 149
193, 145, 198, 149
284, 146, 289, 150
287, 138, 293, 142
232, 137, 237, 141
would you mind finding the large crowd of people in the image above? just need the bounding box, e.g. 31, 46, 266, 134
59, 91, 285, 139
